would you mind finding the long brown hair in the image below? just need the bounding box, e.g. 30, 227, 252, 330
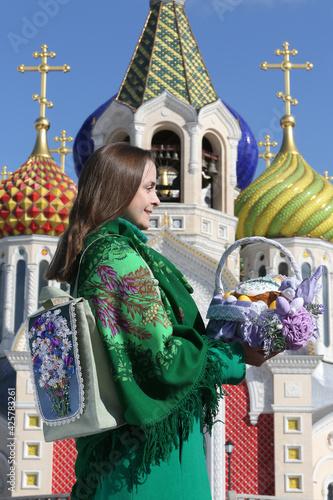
46, 143, 155, 283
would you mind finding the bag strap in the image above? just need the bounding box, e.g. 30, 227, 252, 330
39, 286, 74, 309
72, 234, 120, 298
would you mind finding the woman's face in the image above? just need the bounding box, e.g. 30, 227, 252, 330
122, 160, 160, 230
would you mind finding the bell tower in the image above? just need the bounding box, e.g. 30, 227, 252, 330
89, 0, 241, 265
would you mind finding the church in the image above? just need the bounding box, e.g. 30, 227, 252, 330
0, 0, 332, 499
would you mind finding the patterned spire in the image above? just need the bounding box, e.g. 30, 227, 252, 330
116, 2, 217, 111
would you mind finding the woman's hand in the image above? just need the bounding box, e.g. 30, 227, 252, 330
241, 343, 282, 367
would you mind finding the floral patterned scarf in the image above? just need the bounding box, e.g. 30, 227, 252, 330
71, 218, 236, 498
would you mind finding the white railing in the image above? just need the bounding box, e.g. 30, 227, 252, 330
227, 493, 312, 500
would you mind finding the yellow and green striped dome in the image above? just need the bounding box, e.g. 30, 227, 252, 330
235, 151, 333, 241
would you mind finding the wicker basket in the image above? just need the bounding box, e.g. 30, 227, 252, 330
206, 237, 323, 354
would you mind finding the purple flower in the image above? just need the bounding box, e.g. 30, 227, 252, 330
33, 317, 46, 329
55, 390, 63, 397
46, 322, 55, 332
63, 355, 74, 367
33, 355, 42, 368
50, 338, 60, 348
98, 265, 118, 291
280, 307, 314, 350
121, 277, 137, 295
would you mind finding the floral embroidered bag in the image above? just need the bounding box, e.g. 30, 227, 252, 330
26, 236, 126, 442
206, 236, 324, 354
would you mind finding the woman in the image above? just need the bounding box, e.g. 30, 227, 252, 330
47, 143, 272, 500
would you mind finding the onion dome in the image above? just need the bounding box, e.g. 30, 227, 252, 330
73, 96, 114, 178
223, 102, 258, 190
0, 117, 77, 237
235, 115, 333, 241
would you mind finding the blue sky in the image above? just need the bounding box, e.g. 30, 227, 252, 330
1, 0, 332, 185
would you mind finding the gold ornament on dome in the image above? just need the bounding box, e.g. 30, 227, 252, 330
324, 171, 333, 181
260, 41, 313, 154
49, 130, 73, 173
1, 166, 12, 181
18, 44, 70, 119
258, 135, 278, 169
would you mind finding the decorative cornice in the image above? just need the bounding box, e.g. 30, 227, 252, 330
15, 401, 36, 409
92, 99, 134, 138
5, 351, 30, 371
198, 98, 241, 141
271, 404, 314, 413
267, 355, 323, 374
135, 89, 197, 124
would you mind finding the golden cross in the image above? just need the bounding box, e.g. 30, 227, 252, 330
324, 171, 333, 181
49, 130, 73, 172
260, 42, 313, 116
18, 44, 70, 118
258, 135, 278, 169
0, 166, 12, 181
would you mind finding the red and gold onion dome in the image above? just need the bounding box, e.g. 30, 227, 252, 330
0, 117, 77, 237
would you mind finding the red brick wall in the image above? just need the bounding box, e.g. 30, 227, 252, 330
224, 380, 275, 496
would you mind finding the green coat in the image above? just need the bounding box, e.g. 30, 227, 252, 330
71, 219, 245, 500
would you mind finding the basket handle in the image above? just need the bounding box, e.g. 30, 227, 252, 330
215, 236, 302, 295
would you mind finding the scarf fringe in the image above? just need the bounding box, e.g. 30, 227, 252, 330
71, 340, 232, 499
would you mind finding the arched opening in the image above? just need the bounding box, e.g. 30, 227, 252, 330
152, 130, 181, 202
259, 265, 266, 277
202, 136, 219, 209
328, 482, 333, 500
301, 262, 311, 280
108, 132, 130, 144
278, 262, 289, 276
15, 260, 26, 332
38, 260, 49, 300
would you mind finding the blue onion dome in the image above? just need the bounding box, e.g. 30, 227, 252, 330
73, 96, 115, 177
223, 101, 258, 190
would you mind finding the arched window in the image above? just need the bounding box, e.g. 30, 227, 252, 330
38, 260, 49, 300
202, 136, 219, 209
301, 262, 311, 280
328, 482, 333, 500
322, 266, 330, 348
15, 260, 26, 332
152, 130, 181, 203
259, 265, 266, 277
278, 262, 289, 276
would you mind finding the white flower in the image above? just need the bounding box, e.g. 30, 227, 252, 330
62, 340, 72, 352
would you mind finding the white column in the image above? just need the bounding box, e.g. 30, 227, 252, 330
185, 123, 201, 174
26, 263, 38, 317
2, 264, 14, 349
131, 122, 146, 148
206, 399, 226, 500
228, 138, 238, 190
